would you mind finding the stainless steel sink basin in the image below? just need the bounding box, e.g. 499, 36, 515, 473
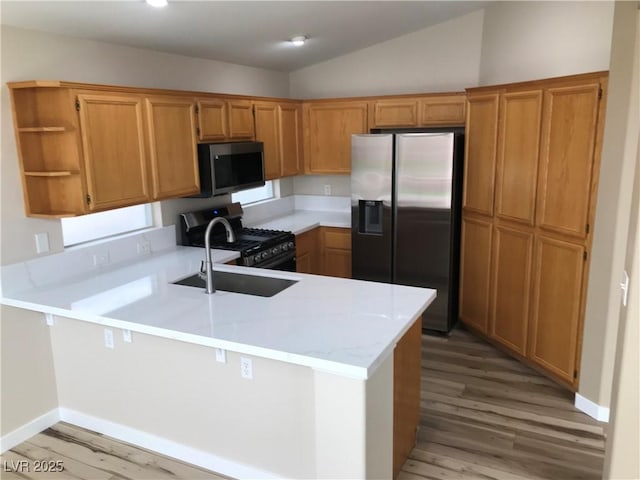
173, 271, 297, 297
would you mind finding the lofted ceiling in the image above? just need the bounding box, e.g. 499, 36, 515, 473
1, 1, 487, 72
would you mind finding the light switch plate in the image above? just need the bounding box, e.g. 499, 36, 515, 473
122, 329, 132, 343
45, 313, 54, 326
35, 233, 49, 254
215, 348, 226, 363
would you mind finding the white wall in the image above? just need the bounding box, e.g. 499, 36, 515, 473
289, 10, 484, 99
479, 1, 614, 85
0, 26, 289, 266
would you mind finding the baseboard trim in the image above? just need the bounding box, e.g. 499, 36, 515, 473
0, 408, 60, 453
575, 393, 610, 422
58, 408, 281, 479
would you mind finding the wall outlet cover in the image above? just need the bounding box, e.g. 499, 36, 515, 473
104, 329, 115, 349
240, 357, 253, 379
215, 348, 227, 363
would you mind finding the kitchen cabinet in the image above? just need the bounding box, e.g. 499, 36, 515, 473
196, 98, 255, 142
489, 225, 533, 355
295, 228, 320, 274
462, 93, 499, 216
369, 94, 466, 128
76, 92, 150, 211
321, 227, 352, 278
8, 81, 202, 217
458, 72, 607, 389
303, 101, 368, 174
459, 216, 493, 334
145, 96, 199, 200
254, 101, 302, 180
8, 84, 87, 217
529, 236, 585, 384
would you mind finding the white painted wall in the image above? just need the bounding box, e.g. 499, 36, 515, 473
289, 10, 484, 99
479, 1, 614, 85
0, 26, 289, 266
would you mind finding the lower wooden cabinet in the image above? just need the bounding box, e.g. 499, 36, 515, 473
529, 235, 585, 384
295, 227, 351, 278
393, 318, 421, 478
489, 225, 533, 355
459, 215, 493, 334
321, 227, 352, 278
295, 228, 319, 274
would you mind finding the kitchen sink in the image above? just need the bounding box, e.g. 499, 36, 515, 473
173, 271, 297, 297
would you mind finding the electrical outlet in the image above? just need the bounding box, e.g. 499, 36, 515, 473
35, 233, 50, 254
324, 184, 332, 196
137, 240, 151, 255
215, 348, 227, 363
240, 357, 253, 379
45, 313, 55, 326
104, 329, 114, 349
122, 329, 132, 343
93, 252, 110, 267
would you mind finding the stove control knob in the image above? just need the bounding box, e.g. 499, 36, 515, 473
282, 243, 289, 251
261, 251, 269, 260
254, 254, 261, 263
288, 241, 295, 249
272, 246, 280, 255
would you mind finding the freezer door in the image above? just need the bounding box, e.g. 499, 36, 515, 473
395, 133, 455, 331
351, 134, 393, 283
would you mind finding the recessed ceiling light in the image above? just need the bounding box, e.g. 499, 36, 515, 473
146, 0, 168, 7
290, 36, 307, 47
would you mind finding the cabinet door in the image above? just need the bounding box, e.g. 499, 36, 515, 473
371, 99, 418, 128
529, 236, 585, 384
77, 93, 149, 211
197, 99, 227, 141
321, 228, 352, 278
228, 100, 255, 140
305, 102, 368, 174
463, 93, 499, 216
296, 228, 319, 274
459, 216, 492, 334
279, 103, 302, 177
490, 225, 533, 355
419, 95, 466, 126
536, 83, 601, 238
495, 90, 543, 225
254, 102, 280, 180
145, 96, 199, 199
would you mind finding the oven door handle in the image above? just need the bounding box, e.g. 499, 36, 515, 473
256, 250, 296, 269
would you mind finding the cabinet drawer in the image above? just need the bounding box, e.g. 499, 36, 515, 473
322, 228, 351, 249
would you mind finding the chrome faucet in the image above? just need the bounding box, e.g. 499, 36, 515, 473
202, 217, 236, 294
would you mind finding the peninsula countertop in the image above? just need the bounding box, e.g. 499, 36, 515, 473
1, 245, 435, 379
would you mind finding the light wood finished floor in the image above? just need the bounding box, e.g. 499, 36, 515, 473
2, 328, 605, 480
400, 327, 606, 480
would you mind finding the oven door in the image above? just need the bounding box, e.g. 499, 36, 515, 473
255, 251, 296, 272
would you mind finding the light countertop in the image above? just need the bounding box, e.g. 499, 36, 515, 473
2, 244, 434, 379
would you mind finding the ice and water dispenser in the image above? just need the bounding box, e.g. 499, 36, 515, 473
358, 200, 383, 235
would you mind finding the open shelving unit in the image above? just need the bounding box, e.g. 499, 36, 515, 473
9, 82, 87, 217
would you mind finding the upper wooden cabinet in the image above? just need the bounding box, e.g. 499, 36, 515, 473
495, 90, 543, 225
196, 98, 255, 142
8, 81, 203, 217
303, 101, 368, 174
536, 83, 601, 239
369, 94, 466, 128
145, 96, 199, 200
254, 101, 302, 180
77, 92, 150, 211
463, 93, 499, 216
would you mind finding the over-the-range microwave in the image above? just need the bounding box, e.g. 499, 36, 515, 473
191, 141, 265, 197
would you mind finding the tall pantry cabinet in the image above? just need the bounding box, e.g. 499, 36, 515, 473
459, 72, 608, 388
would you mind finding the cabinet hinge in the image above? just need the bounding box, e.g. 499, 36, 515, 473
598, 87, 603, 100
583, 251, 587, 261
86, 194, 91, 205
75, 99, 80, 111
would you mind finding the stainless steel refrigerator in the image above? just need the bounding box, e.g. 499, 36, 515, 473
351, 129, 464, 333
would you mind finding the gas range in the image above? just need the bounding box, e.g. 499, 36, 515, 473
178, 203, 296, 270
